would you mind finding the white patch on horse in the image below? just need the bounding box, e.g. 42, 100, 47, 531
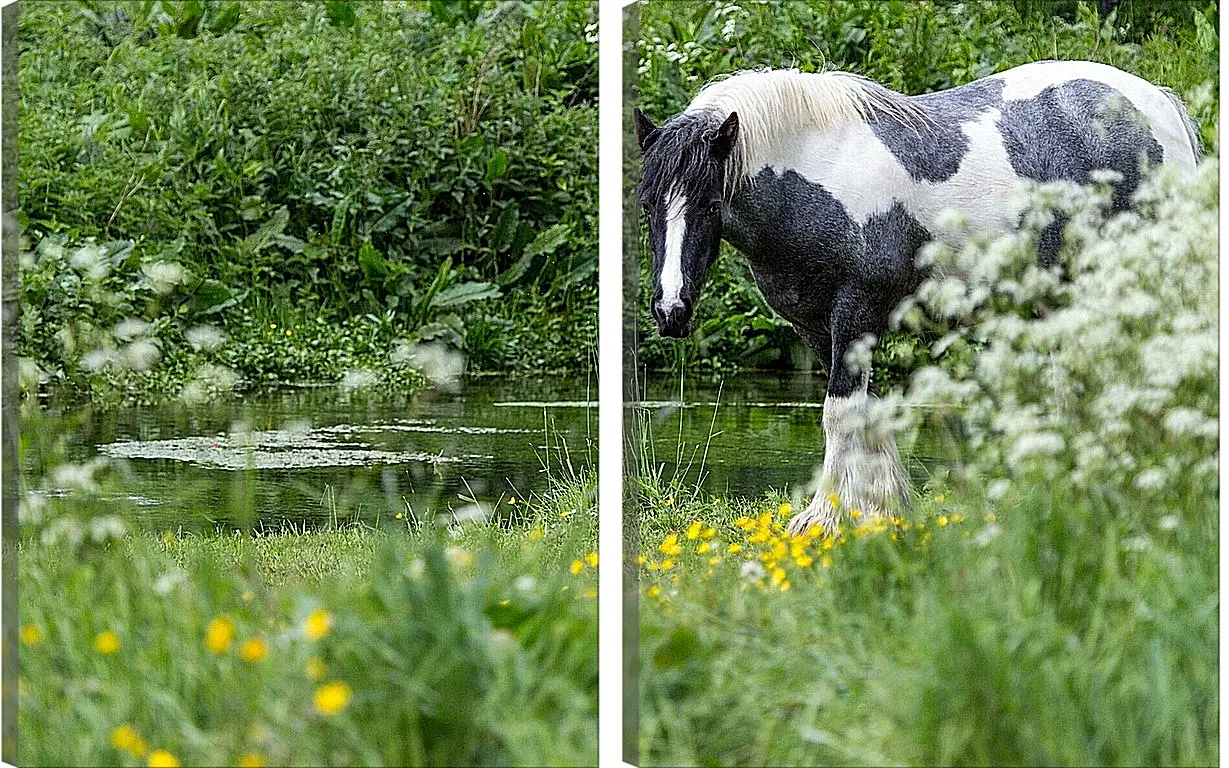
660, 189, 688, 311
684, 68, 932, 195
992, 60, 1196, 169
760, 107, 1020, 240
786, 388, 910, 535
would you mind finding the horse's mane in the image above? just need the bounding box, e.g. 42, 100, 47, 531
686, 68, 931, 190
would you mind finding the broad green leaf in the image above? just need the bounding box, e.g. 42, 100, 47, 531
491, 203, 519, 253
484, 150, 508, 183
358, 242, 389, 279
430, 281, 502, 308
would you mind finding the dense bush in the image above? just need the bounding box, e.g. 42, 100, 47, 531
632, 0, 1218, 375
19, 0, 597, 400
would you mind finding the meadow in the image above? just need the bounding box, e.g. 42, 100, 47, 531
18, 475, 598, 766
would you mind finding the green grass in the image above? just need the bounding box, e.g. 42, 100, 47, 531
633, 481, 1216, 766
18, 479, 598, 767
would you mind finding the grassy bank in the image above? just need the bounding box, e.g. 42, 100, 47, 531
633, 483, 1215, 766
18, 479, 598, 767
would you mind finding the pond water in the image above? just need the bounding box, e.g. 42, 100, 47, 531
30, 375, 595, 532
28, 372, 946, 531
633, 372, 946, 499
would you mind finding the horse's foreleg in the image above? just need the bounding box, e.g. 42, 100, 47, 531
787, 296, 910, 536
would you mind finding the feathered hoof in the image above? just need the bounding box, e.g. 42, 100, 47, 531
785, 497, 839, 537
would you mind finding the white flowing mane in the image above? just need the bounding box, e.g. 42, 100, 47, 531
685, 68, 931, 188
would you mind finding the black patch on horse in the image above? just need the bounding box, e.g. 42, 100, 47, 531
866, 78, 1006, 183
997, 79, 1163, 211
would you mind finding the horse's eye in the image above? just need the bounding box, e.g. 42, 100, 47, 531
708, 200, 722, 214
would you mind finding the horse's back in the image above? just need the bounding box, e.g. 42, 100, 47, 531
985, 60, 1199, 173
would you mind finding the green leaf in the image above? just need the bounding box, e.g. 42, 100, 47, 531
208, 3, 242, 34
484, 150, 508, 183
491, 203, 519, 253
521, 222, 572, 260
186, 279, 238, 316
244, 206, 289, 253
324, 1, 357, 28
370, 197, 413, 234
430, 281, 502, 308
358, 242, 389, 279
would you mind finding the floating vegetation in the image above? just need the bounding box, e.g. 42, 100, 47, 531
97, 429, 485, 471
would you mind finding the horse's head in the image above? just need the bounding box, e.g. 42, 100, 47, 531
635, 107, 740, 338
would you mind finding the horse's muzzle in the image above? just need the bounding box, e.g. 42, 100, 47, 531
652, 300, 693, 338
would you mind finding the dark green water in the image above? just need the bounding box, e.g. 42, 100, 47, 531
26, 373, 941, 531
27, 375, 595, 532
634, 372, 944, 498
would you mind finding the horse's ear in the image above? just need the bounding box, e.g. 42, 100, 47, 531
634, 108, 659, 151
710, 111, 740, 162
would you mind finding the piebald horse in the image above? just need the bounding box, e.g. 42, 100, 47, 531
634, 60, 1201, 534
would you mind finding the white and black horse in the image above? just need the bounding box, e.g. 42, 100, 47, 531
635, 60, 1201, 534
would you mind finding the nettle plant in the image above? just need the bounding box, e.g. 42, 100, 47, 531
881, 155, 1218, 518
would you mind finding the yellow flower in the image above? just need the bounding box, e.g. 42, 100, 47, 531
269, 323, 277, 329
584, 552, 599, 568
701, 526, 716, 539
570, 560, 584, 575
733, 516, 756, 531
778, 502, 792, 517
794, 553, 814, 568
937, 515, 949, 527
659, 534, 682, 557
20, 624, 43, 647
395, 512, 404, 520
508, 497, 517, 505
313, 680, 352, 715
305, 657, 326, 681
707, 556, 719, 566
951, 513, 966, 524
111, 725, 147, 757
661, 558, 675, 572
285, 329, 292, 337
664, 497, 675, 506
147, 749, 180, 767
636, 554, 647, 565
685, 521, 703, 540
984, 512, 997, 523
850, 509, 863, 520
826, 492, 841, 508
771, 567, 787, 586
560, 509, 575, 518
240, 637, 268, 663
94, 630, 120, 655
727, 543, 742, 554
935, 493, 946, 502
303, 609, 333, 641
583, 587, 597, 599
527, 527, 544, 541
646, 560, 660, 571
238, 752, 267, 768
697, 541, 712, 554
205, 616, 234, 654
647, 585, 661, 597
